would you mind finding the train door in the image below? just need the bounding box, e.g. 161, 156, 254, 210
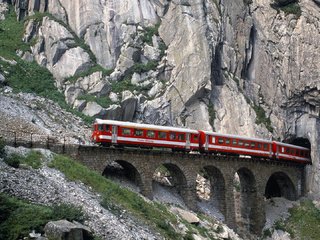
112, 125, 118, 144
205, 134, 209, 151
186, 133, 190, 150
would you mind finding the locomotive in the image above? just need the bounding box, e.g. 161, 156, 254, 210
91, 119, 311, 164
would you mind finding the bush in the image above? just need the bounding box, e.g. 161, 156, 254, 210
0, 138, 6, 159
4, 153, 21, 168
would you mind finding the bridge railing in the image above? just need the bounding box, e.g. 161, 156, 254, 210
0, 128, 90, 154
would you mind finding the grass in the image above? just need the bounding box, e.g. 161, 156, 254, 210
78, 94, 114, 108
48, 154, 183, 239
4, 150, 43, 169
285, 200, 320, 239
141, 24, 160, 45
0, 7, 30, 59
0, 193, 86, 240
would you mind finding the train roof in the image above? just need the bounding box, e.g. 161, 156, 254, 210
275, 141, 310, 150
94, 119, 198, 134
202, 131, 309, 150
202, 131, 273, 143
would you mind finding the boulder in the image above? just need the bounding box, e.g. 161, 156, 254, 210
109, 92, 119, 103
44, 220, 92, 240
143, 44, 160, 61
121, 91, 137, 121
82, 101, 104, 117
88, 81, 111, 97
73, 99, 87, 112
105, 104, 122, 120
64, 86, 83, 105
148, 81, 163, 98
171, 207, 200, 224
51, 47, 91, 82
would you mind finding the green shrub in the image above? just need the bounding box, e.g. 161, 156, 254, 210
0, 138, 6, 159
4, 153, 21, 168
252, 104, 273, 133
141, 24, 160, 45
22, 150, 43, 169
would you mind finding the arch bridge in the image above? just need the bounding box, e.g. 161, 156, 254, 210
73, 145, 307, 235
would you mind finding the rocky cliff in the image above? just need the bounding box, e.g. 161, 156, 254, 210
1, 0, 319, 196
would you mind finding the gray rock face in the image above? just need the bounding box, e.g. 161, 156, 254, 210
159, 0, 212, 126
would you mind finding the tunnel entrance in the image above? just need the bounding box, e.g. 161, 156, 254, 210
103, 160, 142, 192
284, 137, 311, 149
265, 172, 297, 201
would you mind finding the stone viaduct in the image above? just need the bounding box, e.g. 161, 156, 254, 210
71, 145, 306, 235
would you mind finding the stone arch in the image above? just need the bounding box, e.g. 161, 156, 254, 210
102, 160, 143, 191
234, 167, 258, 234
152, 162, 188, 204
265, 171, 297, 200
197, 165, 226, 219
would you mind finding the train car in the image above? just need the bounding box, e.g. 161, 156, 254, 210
273, 141, 311, 163
92, 119, 200, 151
198, 131, 273, 158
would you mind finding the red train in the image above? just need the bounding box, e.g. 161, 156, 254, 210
91, 119, 311, 164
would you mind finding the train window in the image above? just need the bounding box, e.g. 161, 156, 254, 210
244, 142, 250, 147
251, 142, 255, 148
178, 133, 185, 141
281, 147, 284, 153
257, 143, 262, 149
147, 130, 155, 138
169, 132, 176, 140
194, 135, 199, 141
218, 138, 224, 144
159, 131, 167, 139
98, 125, 104, 131
232, 139, 237, 145
239, 140, 244, 146
286, 148, 290, 154
122, 128, 131, 136
264, 144, 268, 150
134, 129, 143, 136
225, 138, 230, 144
